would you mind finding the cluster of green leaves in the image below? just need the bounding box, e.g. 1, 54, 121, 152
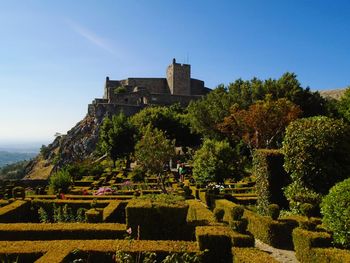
187, 73, 328, 140
337, 87, 350, 122
49, 169, 72, 194
114, 251, 200, 263
321, 178, 350, 248
65, 161, 105, 181
283, 116, 350, 194
135, 125, 175, 176
38, 204, 87, 223
130, 104, 201, 147
192, 139, 239, 184
98, 113, 136, 167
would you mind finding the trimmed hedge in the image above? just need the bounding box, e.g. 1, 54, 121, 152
103, 200, 122, 222
196, 226, 232, 263
292, 227, 350, 262
0, 200, 31, 223
186, 199, 217, 226
231, 231, 254, 247
0, 223, 126, 240
214, 199, 240, 223
232, 248, 279, 263
244, 209, 298, 249
0, 240, 199, 263
126, 198, 189, 240
253, 149, 289, 214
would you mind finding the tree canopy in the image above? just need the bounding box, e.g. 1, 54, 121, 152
98, 113, 136, 166
218, 98, 301, 150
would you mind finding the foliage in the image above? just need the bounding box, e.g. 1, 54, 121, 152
49, 169, 72, 194
65, 161, 104, 181
321, 178, 350, 248
218, 98, 301, 150
187, 85, 233, 139
192, 139, 239, 184
130, 104, 200, 147
283, 181, 322, 216
267, 204, 280, 220
337, 86, 350, 122
114, 251, 200, 263
114, 86, 127, 94
253, 149, 290, 215
283, 116, 350, 194
135, 125, 175, 176
228, 72, 327, 117
213, 208, 225, 222
40, 144, 50, 158
38, 204, 87, 223
98, 113, 136, 167
231, 206, 244, 220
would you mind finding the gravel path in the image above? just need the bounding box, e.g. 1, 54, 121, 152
255, 239, 299, 263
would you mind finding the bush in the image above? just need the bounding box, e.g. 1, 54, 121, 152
192, 139, 238, 184
321, 178, 350, 248
230, 219, 248, 233
213, 208, 225, 222
231, 205, 244, 220
49, 169, 72, 194
283, 116, 350, 194
284, 180, 322, 216
267, 204, 280, 220
253, 149, 290, 215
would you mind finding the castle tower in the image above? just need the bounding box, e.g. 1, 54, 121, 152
166, 58, 191, 95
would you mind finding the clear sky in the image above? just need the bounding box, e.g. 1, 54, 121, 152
1, 0, 349, 145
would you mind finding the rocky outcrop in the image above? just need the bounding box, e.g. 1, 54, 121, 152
24, 114, 105, 180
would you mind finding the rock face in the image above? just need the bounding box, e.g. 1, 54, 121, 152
24, 114, 104, 180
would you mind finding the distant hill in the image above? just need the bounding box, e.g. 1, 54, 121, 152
0, 151, 36, 168
319, 88, 346, 100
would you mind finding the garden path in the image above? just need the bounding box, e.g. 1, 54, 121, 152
255, 239, 299, 263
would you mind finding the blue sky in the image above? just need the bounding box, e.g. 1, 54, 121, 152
1, 0, 350, 145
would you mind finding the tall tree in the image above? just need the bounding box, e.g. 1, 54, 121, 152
134, 125, 175, 192
187, 85, 234, 139
218, 98, 301, 151
337, 87, 350, 122
98, 113, 136, 167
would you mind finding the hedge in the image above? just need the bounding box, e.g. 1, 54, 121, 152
103, 200, 122, 222
231, 231, 254, 247
0, 223, 126, 240
196, 226, 232, 263
253, 149, 289, 214
27, 195, 133, 200
126, 198, 189, 240
0, 200, 31, 223
292, 227, 350, 262
214, 199, 239, 223
0, 240, 199, 263
244, 209, 298, 249
232, 248, 279, 263
186, 199, 217, 226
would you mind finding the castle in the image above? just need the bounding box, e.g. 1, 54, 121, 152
88, 59, 210, 118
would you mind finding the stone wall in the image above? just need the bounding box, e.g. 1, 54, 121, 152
121, 78, 169, 94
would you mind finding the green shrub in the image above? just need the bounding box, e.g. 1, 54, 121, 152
267, 204, 280, 220
196, 226, 232, 263
283, 116, 350, 195
321, 178, 350, 248
192, 139, 239, 184
244, 210, 298, 249
300, 203, 315, 218
213, 208, 225, 222
284, 180, 321, 216
230, 219, 248, 234
126, 197, 189, 240
49, 169, 72, 194
231, 205, 244, 220
253, 149, 290, 215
